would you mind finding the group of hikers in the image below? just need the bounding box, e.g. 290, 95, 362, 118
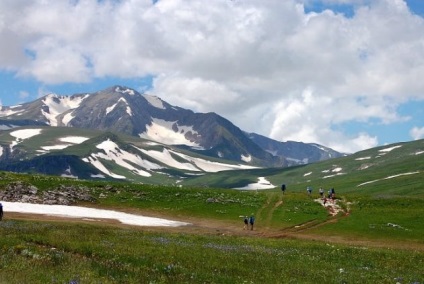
283, 184, 336, 200
241, 214, 255, 230
308, 186, 336, 204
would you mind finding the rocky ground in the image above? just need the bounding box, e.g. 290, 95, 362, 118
0, 181, 96, 205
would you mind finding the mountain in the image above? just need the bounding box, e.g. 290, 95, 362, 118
0, 85, 343, 169
247, 132, 346, 166
0, 126, 261, 184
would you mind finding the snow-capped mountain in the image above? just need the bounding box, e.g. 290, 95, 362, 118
0, 86, 343, 167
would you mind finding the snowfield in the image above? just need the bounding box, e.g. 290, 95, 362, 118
10, 128, 43, 149
234, 177, 275, 190
1, 201, 190, 227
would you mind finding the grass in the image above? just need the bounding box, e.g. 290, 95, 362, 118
0, 139, 424, 283
0, 219, 423, 284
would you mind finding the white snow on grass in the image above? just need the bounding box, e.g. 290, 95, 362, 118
170, 150, 258, 172
90, 173, 106, 178
332, 167, 342, 172
355, 156, 371, 160
144, 95, 166, 109
139, 118, 202, 148
42, 94, 89, 126
415, 151, 424, 155
41, 144, 72, 151
136, 147, 201, 171
323, 172, 346, 179
234, 177, 275, 190
1, 201, 190, 227
0, 146, 2, 157
59, 136, 89, 144
379, 145, 402, 153
357, 171, 420, 187
304, 172, 312, 176
40, 137, 88, 152
10, 128, 43, 149
10, 128, 42, 140
83, 139, 162, 179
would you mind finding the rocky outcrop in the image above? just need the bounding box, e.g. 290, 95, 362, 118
0, 181, 97, 205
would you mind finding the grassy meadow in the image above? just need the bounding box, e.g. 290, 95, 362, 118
1, 170, 424, 283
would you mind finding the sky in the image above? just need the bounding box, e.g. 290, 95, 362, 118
0, 0, 423, 154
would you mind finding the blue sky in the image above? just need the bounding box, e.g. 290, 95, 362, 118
0, 0, 423, 153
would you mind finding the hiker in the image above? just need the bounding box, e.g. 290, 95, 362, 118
249, 214, 255, 230
243, 216, 248, 230
307, 186, 312, 196
330, 188, 336, 201
0, 202, 3, 221
319, 187, 324, 198
281, 184, 286, 194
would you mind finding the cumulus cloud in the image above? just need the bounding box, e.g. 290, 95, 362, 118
410, 127, 424, 140
0, 0, 423, 152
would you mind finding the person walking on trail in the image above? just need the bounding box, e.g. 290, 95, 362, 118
243, 216, 248, 230
330, 188, 336, 202
249, 214, 255, 230
319, 187, 324, 198
0, 203, 3, 221
307, 186, 312, 196
281, 184, 286, 194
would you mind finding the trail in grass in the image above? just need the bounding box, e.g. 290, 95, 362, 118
255, 192, 284, 230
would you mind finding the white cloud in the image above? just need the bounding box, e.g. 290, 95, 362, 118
410, 127, 424, 140
0, 0, 423, 152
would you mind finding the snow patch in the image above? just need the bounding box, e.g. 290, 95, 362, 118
41, 144, 72, 151
42, 94, 89, 126
323, 173, 346, 179
304, 172, 312, 176
115, 86, 135, 95
83, 139, 162, 179
357, 171, 420, 187
170, 150, 258, 172
61, 167, 78, 179
135, 147, 200, 171
355, 156, 371, 160
0, 106, 24, 117
234, 177, 275, 190
1, 201, 189, 227
10, 128, 42, 150
379, 145, 402, 153
59, 136, 89, 144
139, 118, 202, 148
241, 154, 252, 162
144, 95, 166, 109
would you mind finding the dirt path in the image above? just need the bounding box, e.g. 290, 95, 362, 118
4, 202, 424, 252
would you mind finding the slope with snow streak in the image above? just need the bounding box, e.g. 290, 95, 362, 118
42, 94, 89, 126
2, 201, 189, 227
83, 139, 162, 179
10, 128, 43, 150
139, 118, 202, 148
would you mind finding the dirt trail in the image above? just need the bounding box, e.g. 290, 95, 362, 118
4, 200, 424, 252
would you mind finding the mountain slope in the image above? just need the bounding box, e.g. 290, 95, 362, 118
0, 126, 259, 183
0, 86, 343, 167
247, 132, 346, 165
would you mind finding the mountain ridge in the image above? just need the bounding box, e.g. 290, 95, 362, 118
0, 85, 344, 169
